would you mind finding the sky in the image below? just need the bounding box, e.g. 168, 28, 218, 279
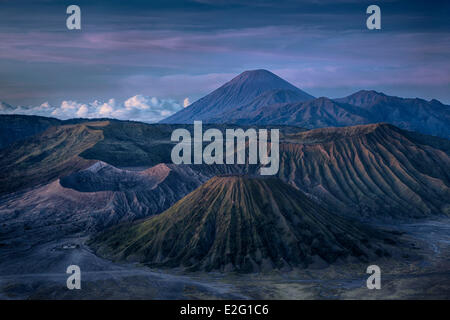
0, 0, 449, 122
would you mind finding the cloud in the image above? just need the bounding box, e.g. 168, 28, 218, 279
124, 95, 151, 110
39, 102, 51, 109
122, 95, 182, 120
0, 95, 183, 123
76, 104, 89, 117
98, 99, 116, 117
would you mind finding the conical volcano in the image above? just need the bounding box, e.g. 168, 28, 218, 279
160, 69, 314, 124
90, 176, 398, 272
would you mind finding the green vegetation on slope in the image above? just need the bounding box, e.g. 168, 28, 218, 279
90, 176, 399, 272
0, 122, 105, 195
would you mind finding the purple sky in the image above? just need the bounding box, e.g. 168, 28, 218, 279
0, 0, 449, 122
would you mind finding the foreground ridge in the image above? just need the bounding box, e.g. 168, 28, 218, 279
90, 175, 402, 272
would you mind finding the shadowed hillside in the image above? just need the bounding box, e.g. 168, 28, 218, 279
278, 123, 450, 220
0, 122, 105, 195
0, 114, 120, 150
0, 114, 62, 149
217, 93, 450, 139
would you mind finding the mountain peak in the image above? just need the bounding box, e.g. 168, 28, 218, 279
239, 68, 272, 75
334, 90, 389, 107
430, 98, 444, 105
231, 69, 279, 81
0, 101, 14, 111
160, 69, 314, 124
354, 89, 385, 96
221, 69, 305, 94
342, 90, 388, 101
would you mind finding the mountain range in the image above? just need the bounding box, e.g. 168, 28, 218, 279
2, 69, 449, 142
0, 68, 449, 276
1, 120, 448, 222
161, 70, 450, 139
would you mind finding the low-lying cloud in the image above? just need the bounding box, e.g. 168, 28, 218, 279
0, 95, 183, 123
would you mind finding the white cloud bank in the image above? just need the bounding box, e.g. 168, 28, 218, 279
0, 95, 183, 123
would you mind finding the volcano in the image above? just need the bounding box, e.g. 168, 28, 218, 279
89, 175, 399, 272
159, 70, 449, 139
160, 69, 314, 124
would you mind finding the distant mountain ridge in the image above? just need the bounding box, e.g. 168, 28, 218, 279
333, 90, 450, 138
0, 114, 61, 149
0, 102, 14, 112
2, 70, 449, 138
160, 70, 450, 139
0, 114, 131, 150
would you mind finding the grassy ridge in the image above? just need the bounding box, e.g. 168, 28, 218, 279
0, 122, 105, 195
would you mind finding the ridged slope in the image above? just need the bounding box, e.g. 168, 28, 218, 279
90, 176, 398, 272
226, 97, 370, 128
0, 119, 448, 221
278, 123, 450, 219
0, 162, 245, 253
0, 122, 105, 195
160, 70, 314, 124
208, 89, 314, 123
